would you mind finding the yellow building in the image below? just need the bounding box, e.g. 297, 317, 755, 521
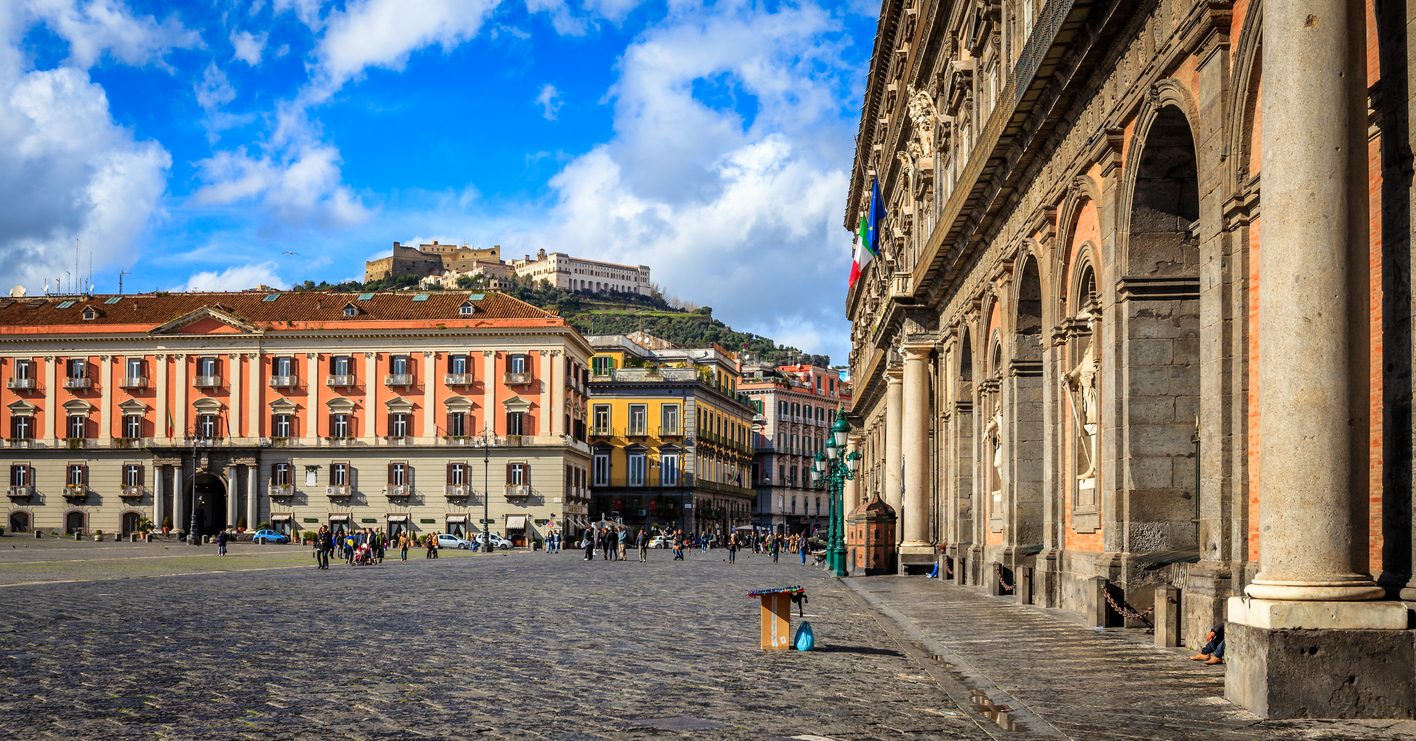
586, 334, 755, 534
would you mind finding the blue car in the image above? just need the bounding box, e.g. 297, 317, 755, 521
251, 529, 290, 544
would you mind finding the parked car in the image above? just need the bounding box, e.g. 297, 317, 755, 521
648, 535, 670, 549
474, 533, 514, 550
436, 534, 474, 550
250, 529, 289, 545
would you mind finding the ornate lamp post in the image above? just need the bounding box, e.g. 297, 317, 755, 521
482, 426, 494, 552
810, 410, 855, 577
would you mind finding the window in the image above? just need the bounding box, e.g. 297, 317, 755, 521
790, 495, 796, 514
507, 462, 528, 486
389, 462, 408, 486
10, 464, 30, 487
122, 414, 142, 439
509, 353, 529, 374
197, 356, 219, 377
592, 405, 611, 434
389, 413, 409, 438
123, 464, 143, 488
331, 462, 350, 486
459, 302, 474, 317
67, 463, 87, 486
448, 354, 469, 375
446, 411, 467, 437
448, 462, 467, 485
390, 355, 409, 375
331, 355, 352, 376
627, 451, 646, 486
506, 410, 525, 436
198, 414, 219, 439
67, 358, 86, 380
273, 356, 295, 378
343, 305, 357, 318
67, 414, 87, 440
305, 466, 318, 486
125, 357, 144, 379
272, 414, 293, 438
271, 462, 291, 486
331, 413, 351, 438
591, 356, 615, 375
9, 416, 32, 440
628, 405, 646, 435
593, 451, 610, 486
661, 452, 679, 486
14, 359, 32, 381
661, 404, 680, 435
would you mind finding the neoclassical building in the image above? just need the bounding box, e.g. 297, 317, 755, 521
846, 0, 1415, 719
0, 290, 593, 545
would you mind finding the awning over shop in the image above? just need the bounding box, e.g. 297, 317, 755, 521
386, 514, 409, 523
328, 513, 352, 522
506, 515, 528, 530
445, 514, 468, 524
270, 513, 293, 522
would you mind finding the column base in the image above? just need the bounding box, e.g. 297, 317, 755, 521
1225, 597, 1414, 719
898, 543, 934, 575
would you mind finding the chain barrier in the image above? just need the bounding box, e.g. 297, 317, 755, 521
1102, 585, 1154, 623
993, 563, 1015, 593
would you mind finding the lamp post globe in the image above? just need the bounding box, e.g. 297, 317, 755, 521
831, 409, 850, 448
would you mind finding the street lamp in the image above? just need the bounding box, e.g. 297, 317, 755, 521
188, 434, 206, 546
812, 409, 854, 577
482, 426, 494, 552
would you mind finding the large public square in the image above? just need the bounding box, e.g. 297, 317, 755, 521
3, 538, 1416, 739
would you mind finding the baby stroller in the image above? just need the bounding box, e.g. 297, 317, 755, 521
354, 542, 375, 565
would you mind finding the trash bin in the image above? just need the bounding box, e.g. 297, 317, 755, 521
746, 586, 805, 651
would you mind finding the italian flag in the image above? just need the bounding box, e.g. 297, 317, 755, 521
849, 214, 875, 289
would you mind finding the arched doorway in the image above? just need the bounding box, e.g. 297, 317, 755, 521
121, 511, 141, 536
65, 510, 86, 535
8, 510, 30, 533
1120, 104, 1202, 556
191, 472, 228, 539
951, 329, 976, 583
1009, 256, 1045, 553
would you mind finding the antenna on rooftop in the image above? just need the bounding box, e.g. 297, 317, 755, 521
118, 270, 129, 295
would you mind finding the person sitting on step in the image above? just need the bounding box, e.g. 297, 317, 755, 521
1190, 624, 1225, 665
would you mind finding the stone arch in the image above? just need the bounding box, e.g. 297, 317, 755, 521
947, 325, 978, 578
120, 509, 143, 536
8, 509, 32, 533
1229, 0, 1263, 190
64, 510, 87, 535
1116, 97, 1203, 561
1005, 254, 1046, 553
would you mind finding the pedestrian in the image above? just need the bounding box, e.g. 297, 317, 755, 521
800, 535, 809, 565
601, 528, 613, 561
431, 533, 440, 559
636, 528, 648, 562
727, 533, 738, 564
399, 532, 410, 561
617, 527, 628, 561
672, 530, 684, 561
216, 529, 228, 556
771, 534, 780, 563
584, 529, 596, 561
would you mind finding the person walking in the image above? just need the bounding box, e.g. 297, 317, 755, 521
727, 533, 738, 564
584, 529, 596, 560
399, 532, 409, 561
800, 534, 809, 565
617, 527, 628, 561
636, 528, 648, 562
770, 534, 780, 563
216, 530, 228, 556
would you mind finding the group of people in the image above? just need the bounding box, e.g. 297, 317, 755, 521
582, 526, 646, 562
310, 527, 443, 569
568, 525, 822, 566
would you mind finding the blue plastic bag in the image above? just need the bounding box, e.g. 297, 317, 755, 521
794, 621, 815, 651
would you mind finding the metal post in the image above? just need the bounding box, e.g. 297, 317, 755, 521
188, 437, 200, 546
483, 428, 493, 552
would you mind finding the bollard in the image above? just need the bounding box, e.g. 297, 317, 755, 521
1154, 585, 1181, 647
1089, 576, 1110, 627
1015, 565, 1034, 605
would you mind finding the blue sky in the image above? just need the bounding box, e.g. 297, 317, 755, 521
0, 0, 876, 363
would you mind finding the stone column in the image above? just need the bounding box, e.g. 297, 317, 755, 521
174, 459, 188, 535
538, 350, 552, 437
421, 352, 435, 440
1227, 0, 1412, 719
900, 343, 933, 569
246, 464, 258, 529
247, 353, 261, 437
482, 351, 497, 434
843, 433, 862, 516
155, 355, 168, 442
307, 353, 321, 444
173, 355, 187, 439
226, 464, 239, 527
98, 356, 111, 442
153, 464, 166, 531
883, 365, 903, 532
362, 353, 377, 443
43, 356, 56, 442
551, 351, 566, 438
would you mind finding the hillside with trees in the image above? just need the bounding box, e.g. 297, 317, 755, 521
291, 275, 831, 367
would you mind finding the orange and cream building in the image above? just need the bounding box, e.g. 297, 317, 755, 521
0, 290, 592, 544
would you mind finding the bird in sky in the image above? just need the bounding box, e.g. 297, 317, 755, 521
282, 251, 298, 256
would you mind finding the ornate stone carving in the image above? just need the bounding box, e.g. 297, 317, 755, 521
1063, 310, 1100, 485
906, 86, 939, 159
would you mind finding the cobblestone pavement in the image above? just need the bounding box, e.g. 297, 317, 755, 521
0, 548, 993, 740
848, 576, 1416, 740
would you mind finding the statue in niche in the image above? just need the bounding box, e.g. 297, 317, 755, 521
984, 400, 1004, 505
907, 86, 938, 159
1064, 310, 1100, 484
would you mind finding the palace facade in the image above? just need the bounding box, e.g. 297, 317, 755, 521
846, 0, 1416, 718
0, 290, 593, 545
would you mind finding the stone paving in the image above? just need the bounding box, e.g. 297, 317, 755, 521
848, 576, 1416, 740
0, 545, 989, 740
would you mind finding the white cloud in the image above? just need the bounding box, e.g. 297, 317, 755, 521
26, 0, 201, 68
194, 62, 234, 110
272, 0, 325, 30
0, 21, 171, 295
229, 29, 266, 65
181, 261, 285, 292
535, 83, 561, 120
192, 144, 370, 229
315, 0, 500, 89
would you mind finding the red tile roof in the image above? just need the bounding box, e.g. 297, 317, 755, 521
0, 290, 566, 334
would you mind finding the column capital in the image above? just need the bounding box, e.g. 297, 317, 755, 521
900, 341, 934, 360
885, 365, 904, 382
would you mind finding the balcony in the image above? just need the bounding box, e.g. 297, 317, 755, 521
325, 485, 352, 498
194, 375, 222, 388
445, 484, 471, 499
268, 375, 298, 388
626, 426, 649, 439
386, 485, 412, 499
500, 434, 527, 447
65, 438, 90, 450
6, 485, 33, 499
64, 377, 92, 390
505, 484, 531, 498
114, 437, 150, 449
120, 486, 144, 500
6, 377, 36, 391
383, 435, 411, 446
119, 375, 147, 390
63, 484, 89, 501
324, 437, 358, 447
658, 426, 683, 438
385, 373, 414, 387
504, 371, 532, 385
6, 438, 34, 449
269, 483, 294, 498
444, 373, 475, 386
443, 436, 475, 446
325, 374, 356, 387
262, 436, 298, 447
